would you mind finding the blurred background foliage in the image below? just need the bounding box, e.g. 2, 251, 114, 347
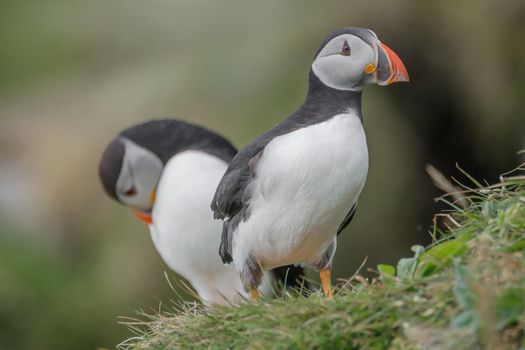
0, 0, 524, 349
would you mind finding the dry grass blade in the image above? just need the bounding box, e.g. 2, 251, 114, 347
426, 164, 469, 208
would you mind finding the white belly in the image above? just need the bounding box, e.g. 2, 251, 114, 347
150, 151, 248, 305
234, 112, 368, 269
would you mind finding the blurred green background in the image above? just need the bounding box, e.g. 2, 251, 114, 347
1, 0, 524, 349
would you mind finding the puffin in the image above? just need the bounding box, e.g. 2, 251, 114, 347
211, 27, 409, 302
98, 119, 306, 306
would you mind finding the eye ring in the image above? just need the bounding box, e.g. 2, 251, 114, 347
123, 186, 137, 196
341, 40, 351, 56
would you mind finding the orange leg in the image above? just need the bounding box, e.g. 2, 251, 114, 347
249, 288, 260, 304
320, 268, 333, 300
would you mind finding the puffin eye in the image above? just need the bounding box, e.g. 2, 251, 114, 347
340, 40, 351, 56
123, 186, 137, 196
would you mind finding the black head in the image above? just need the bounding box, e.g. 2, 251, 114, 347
310, 27, 409, 91
98, 136, 163, 211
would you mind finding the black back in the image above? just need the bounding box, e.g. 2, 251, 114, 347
121, 119, 237, 164
99, 118, 237, 201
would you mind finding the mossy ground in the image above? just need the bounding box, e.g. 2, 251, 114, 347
118, 174, 525, 350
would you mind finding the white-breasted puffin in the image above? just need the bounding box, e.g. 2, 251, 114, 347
211, 28, 409, 301
98, 119, 306, 306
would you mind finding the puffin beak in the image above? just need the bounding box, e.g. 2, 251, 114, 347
132, 210, 153, 225
374, 40, 409, 85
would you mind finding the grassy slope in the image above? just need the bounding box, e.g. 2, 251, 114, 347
119, 176, 525, 350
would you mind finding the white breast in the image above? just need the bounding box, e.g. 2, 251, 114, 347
150, 150, 250, 305
233, 112, 368, 270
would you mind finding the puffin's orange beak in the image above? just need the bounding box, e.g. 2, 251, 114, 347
131, 190, 156, 225
381, 42, 409, 84
374, 41, 409, 85
132, 210, 153, 225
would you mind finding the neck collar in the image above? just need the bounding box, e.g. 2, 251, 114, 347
304, 70, 363, 114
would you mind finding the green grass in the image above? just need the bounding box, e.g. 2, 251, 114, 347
118, 174, 525, 350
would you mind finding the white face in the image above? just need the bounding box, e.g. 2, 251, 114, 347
116, 139, 163, 211
312, 33, 377, 91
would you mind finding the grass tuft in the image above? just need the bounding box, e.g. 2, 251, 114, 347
118, 173, 525, 350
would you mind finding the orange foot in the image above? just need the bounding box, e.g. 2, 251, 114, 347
249, 289, 260, 304
320, 268, 333, 300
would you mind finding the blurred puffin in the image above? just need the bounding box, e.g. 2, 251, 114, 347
99, 119, 306, 306
212, 28, 409, 301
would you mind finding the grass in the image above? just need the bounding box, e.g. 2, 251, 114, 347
118, 170, 525, 350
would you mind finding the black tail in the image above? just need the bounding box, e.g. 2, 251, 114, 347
270, 265, 310, 293
219, 223, 233, 264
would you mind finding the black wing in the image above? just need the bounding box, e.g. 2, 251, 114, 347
212, 141, 267, 263
336, 203, 358, 236
211, 146, 264, 220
